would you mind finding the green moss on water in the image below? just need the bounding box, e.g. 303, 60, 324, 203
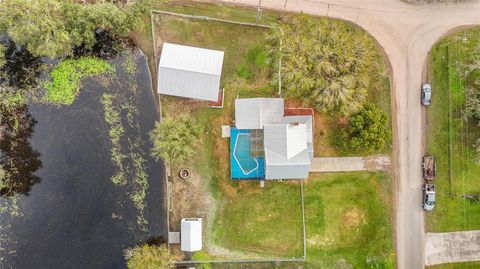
44, 57, 114, 105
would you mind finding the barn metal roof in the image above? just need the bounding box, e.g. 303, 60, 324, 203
157, 43, 224, 101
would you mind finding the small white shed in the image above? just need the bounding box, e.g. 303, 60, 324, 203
181, 218, 202, 252
157, 43, 224, 101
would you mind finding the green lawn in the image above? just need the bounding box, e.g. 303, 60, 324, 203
427, 262, 480, 269
426, 28, 480, 232
213, 182, 303, 258
304, 172, 395, 269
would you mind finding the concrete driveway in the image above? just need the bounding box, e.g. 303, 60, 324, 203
209, 0, 480, 268
425, 230, 480, 265
310, 156, 391, 172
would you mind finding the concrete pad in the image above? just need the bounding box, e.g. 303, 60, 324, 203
221, 125, 230, 138
168, 232, 180, 244
310, 157, 365, 172
425, 231, 480, 265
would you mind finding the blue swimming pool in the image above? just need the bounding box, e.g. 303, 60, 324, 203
230, 128, 265, 179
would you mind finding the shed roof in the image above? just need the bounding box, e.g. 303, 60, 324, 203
158, 43, 224, 101
235, 98, 284, 129
181, 218, 202, 252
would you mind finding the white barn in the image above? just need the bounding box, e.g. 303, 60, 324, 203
181, 218, 202, 252
157, 43, 224, 101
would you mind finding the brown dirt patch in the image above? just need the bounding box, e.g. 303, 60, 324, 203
341, 207, 366, 229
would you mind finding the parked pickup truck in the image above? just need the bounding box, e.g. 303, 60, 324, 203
422, 183, 436, 211
422, 155, 437, 180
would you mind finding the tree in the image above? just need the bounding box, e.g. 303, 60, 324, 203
124, 244, 175, 269
149, 115, 202, 169
267, 14, 381, 116
337, 103, 390, 153
0, 0, 148, 59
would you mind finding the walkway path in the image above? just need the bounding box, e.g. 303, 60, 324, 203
210, 0, 480, 268
425, 230, 480, 265
310, 156, 391, 172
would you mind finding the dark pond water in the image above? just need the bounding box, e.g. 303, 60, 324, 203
0, 50, 167, 269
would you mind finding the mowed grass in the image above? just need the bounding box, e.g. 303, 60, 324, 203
426, 28, 480, 232
213, 182, 303, 257
304, 172, 395, 268
427, 261, 480, 269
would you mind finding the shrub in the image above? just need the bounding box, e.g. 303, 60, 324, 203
337, 103, 390, 153
124, 244, 175, 269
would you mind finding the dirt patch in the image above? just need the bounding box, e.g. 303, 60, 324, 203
364, 155, 392, 172
342, 207, 366, 229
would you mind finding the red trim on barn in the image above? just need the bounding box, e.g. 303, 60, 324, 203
209, 88, 224, 108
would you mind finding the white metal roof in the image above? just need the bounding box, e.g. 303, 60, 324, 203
158, 43, 224, 101
264, 123, 307, 159
181, 218, 202, 252
264, 149, 310, 179
235, 98, 284, 129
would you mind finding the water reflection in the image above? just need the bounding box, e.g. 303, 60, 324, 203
0, 38, 43, 90
0, 104, 42, 197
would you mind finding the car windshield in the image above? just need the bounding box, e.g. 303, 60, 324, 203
424, 91, 431, 100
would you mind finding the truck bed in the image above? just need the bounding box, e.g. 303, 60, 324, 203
423, 155, 437, 180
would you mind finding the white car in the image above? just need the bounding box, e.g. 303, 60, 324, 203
422, 183, 435, 211
421, 83, 432, 106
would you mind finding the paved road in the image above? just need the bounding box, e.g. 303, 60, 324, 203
425, 230, 480, 265
310, 156, 390, 172
210, 0, 480, 268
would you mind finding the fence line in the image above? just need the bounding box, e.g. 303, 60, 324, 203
151, 10, 271, 29
301, 181, 307, 260
176, 258, 305, 265
151, 9, 306, 265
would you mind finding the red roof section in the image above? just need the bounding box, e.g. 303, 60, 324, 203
283, 107, 314, 117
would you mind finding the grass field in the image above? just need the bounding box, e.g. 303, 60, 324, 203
135, 0, 394, 262
304, 172, 395, 269
213, 182, 303, 257
427, 261, 480, 269
426, 28, 480, 232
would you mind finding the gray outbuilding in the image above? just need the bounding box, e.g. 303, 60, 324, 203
157, 43, 224, 101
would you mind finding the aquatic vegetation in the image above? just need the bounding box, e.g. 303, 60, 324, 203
102, 51, 150, 229
44, 57, 114, 105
